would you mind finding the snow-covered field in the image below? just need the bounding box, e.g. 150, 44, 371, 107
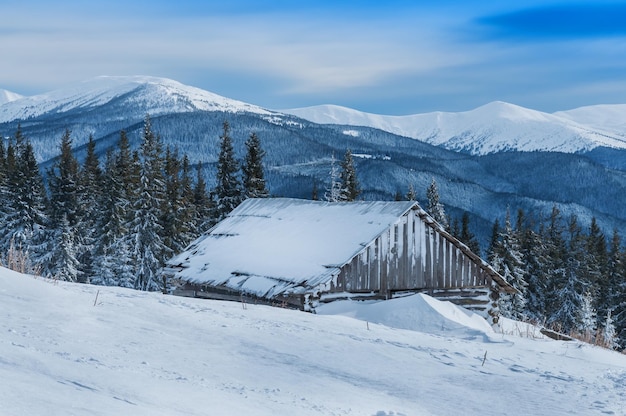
1, 267, 625, 416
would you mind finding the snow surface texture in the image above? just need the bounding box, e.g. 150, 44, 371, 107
0, 76, 274, 123
282, 102, 626, 155
2, 267, 625, 416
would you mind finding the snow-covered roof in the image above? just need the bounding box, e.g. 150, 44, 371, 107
167, 198, 416, 298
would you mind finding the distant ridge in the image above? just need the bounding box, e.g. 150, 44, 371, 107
0, 75, 274, 123
4, 76, 626, 155
0, 75, 625, 246
282, 101, 626, 155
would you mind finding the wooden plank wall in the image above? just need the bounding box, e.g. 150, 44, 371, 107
335, 209, 491, 295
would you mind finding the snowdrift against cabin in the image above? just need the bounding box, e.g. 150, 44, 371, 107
165, 198, 514, 317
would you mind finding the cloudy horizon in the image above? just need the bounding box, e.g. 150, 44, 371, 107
2, 0, 626, 115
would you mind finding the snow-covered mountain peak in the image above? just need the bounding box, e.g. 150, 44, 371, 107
283, 101, 626, 154
466, 101, 555, 123
554, 104, 626, 132
0, 89, 23, 106
0, 76, 274, 123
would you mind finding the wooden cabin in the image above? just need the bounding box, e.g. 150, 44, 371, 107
165, 198, 515, 322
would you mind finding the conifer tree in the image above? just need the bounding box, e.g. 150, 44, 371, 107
102, 129, 142, 288
242, 132, 269, 198
213, 121, 243, 220
426, 178, 448, 228
578, 291, 597, 340
179, 155, 198, 242
52, 213, 81, 282
130, 115, 169, 291
487, 219, 500, 265
460, 212, 481, 256
493, 210, 528, 320
162, 147, 182, 251
602, 309, 619, 350
520, 222, 550, 323
339, 148, 360, 202
0, 130, 48, 266
587, 218, 609, 325
405, 184, 416, 201
193, 163, 213, 233
91, 147, 134, 287
0, 136, 6, 188
0, 137, 8, 239
325, 153, 342, 202
450, 217, 460, 240
542, 205, 569, 325
548, 214, 587, 333
162, 148, 196, 254
608, 230, 626, 347
45, 129, 83, 281
78, 135, 103, 282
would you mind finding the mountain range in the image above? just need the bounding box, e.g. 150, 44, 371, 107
282, 102, 626, 155
1, 76, 625, 247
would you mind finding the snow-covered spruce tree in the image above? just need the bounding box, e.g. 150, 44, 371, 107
325, 153, 342, 202
405, 184, 416, 201
547, 214, 587, 333
91, 146, 135, 288
162, 148, 196, 255
45, 129, 83, 281
53, 213, 82, 282
339, 148, 360, 202
608, 231, 626, 347
193, 163, 214, 234
519, 221, 550, 323
130, 115, 169, 292
486, 218, 500, 265
493, 210, 528, 320
77, 135, 104, 283
426, 178, 448, 229
586, 218, 609, 328
578, 291, 597, 342
0, 130, 48, 270
460, 212, 481, 256
179, 155, 198, 242
0, 138, 8, 244
542, 205, 568, 327
243, 132, 269, 199
213, 121, 243, 221
602, 309, 619, 350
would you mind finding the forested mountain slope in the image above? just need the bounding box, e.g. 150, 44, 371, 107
1, 76, 625, 245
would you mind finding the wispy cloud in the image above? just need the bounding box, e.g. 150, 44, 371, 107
0, 5, 469, 96
2, 1, 626, 113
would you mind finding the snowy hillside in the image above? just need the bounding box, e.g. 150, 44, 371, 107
0, 89, 23, 106
555, 104, 626, 133
282, 102, 626, 155
2, 267, 625, 416
0, 76, 274, 123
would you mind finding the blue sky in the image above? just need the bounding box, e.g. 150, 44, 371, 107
2, 0, 626, 114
